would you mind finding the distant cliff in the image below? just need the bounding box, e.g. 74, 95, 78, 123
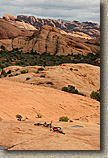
17, 15, 100, 38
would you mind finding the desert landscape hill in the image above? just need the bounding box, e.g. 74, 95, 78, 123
0, 14, 100, 150
3, 63, 100, 97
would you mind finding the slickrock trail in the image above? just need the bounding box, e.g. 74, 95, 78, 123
0, 121, 100, 150
0, 78, 100, 150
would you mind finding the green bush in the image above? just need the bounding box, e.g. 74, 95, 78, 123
37, 114, 42, 118
35, 71, 39, 74
7, 70, 12, 74
70, 68, 73, 71
15, 73, 19, 76
40, 75, 45, 78
16, 114, 22, 121
61, 85, 85, 96
8, 74, 13, 77
70, 120, 73, 122
46, 82, 54, 85
21, 70, 28, 74
90, 90, 100, 101
61, 87, 68, 92
59, 116, 69, 122
26, 77, 30, 80
1, 45, 5, 50
38, 68, 44, 71
1, 69, 7, 77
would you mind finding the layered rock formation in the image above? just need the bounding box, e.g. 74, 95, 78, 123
3, 14, 36, 31
17, 15, 100, 38
0, 24, 99, 55
0, 18, 23, 39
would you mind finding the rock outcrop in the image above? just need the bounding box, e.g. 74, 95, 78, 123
0, 23, 99, 55
0, 15, 100, 56
3, 14, 36, 31
0, 18, 23, 39
17, 15, 100, 38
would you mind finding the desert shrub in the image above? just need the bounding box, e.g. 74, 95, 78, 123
62, 85, 78, 94
7, 70, 12, 74
16, 114, 22, 121
38, 68, 44, 71
61, 85, 85, 96
74, 69, 78, 71
70, 68, 73, 71
15, 73, 19, 76
40, 75, 45, 78
90, 90, 100, 101
35, 71, 39, 74
75, 118, 80, 120
61, 86, 68, 92
1, 45, 5, 50
0, 63, 6, 69
37, 114, 42, 118
46, 82, 54, 85
8, 74, 13, 77
26, 77, 30, 80
59, 116, 69, 122
16, 68, 20, 71
21, 70, 28, 74
1, 69, 7, 77
70, 120, 73, 122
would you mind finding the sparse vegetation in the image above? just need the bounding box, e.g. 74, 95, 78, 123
38, 68, 44, 71
7, 70, 12, 74
61, 85, 85, 96
59, 116, 69, 122
21, 70, 28, 74
15, 73, 19, 76
74, 69, 78, 71
70, 68, 73, 71
35, 71, 39, 74
70, 120, 73, 122
16, 114, 22, 121
40, 75, 45, 78
46, 82, 54, 85
90, 89, 100, 101
0, 50, 100, 70
37, 113, 42, 118
8, 74, 13, 77
26, 77, 30, 80
0, 69, 7, 77
74, 118, 80, 120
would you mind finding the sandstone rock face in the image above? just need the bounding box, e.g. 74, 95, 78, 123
0, 24, 98, 55
3, 14, 17, 21
3, 14, 36, 31
0, 15, 100, 56
61, 30, 92, 39
17, 15, 100, 38
0, 18, 23, 39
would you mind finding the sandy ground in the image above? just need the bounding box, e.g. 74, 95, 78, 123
0, 78, 100, 150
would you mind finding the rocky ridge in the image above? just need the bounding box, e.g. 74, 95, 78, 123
3, 14, 36, 31
17, 15, 100, 38
0, 23, 100, 56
